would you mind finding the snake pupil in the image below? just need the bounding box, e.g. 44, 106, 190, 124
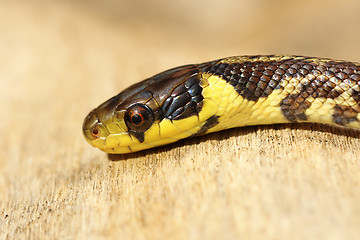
131, 114, 143, 126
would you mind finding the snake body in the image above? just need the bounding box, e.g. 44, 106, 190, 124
83, 55, 360, 154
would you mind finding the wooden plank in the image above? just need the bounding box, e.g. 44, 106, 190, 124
1, 0, 360, 239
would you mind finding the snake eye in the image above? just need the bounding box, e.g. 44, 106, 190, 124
125, 104, 154, 132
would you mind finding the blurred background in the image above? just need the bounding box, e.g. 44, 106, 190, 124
2, 0, 360, 118
1, 0, 360, 239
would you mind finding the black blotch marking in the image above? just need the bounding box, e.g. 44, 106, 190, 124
192, 115, 219, 136
129, 130, 145, 143
332, 105, 359, 126
280, 94, 311, 122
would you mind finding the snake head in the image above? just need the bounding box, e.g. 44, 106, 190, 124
83, 63, 219, 154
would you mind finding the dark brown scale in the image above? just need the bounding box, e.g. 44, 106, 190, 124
299, 68, 309, 76
257, 80, 268, 91
343, 68, 354, 75
275, 68, 285, 75
267, 65, 277, 71
291, 64, 301, 70
322, 81, 336, 92
279, 64, 290, 70
263, 70, 273, 76
253, 70, 262, 77
324, 70, 334, 78
317, 65, 327, 72
351, 89, 360, 103
300, 91, 309, 98
351, 74, 360, 81
311, 69, 322, 76
303, 64, 314, 71
287, 68, 297, 75
336, 72, 347, 80
329, 66, 340, 73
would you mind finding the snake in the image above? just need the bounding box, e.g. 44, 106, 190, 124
83, 55, 360, 154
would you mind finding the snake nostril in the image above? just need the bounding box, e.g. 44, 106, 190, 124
91, 127, 100, 138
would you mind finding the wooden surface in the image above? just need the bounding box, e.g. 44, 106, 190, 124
1, 0, 360, 239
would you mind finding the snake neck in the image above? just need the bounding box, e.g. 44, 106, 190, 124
197, 55, 360, 134
200, 72, 290, 134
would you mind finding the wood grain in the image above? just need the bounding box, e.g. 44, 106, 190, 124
1, 0, 360, 239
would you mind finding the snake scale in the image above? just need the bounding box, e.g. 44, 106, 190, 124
83, 55, 360, 154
